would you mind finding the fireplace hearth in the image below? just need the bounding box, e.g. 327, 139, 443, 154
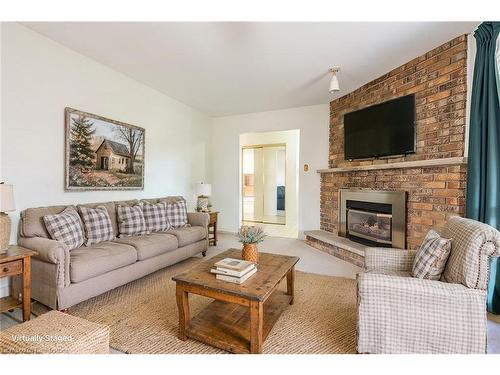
339, 189, 406, 249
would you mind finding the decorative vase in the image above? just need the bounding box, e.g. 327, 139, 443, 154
242, 243, 259, 263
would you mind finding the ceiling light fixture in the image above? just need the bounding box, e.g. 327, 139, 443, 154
329, 67, 340, 93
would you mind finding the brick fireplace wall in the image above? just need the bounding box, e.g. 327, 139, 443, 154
320, 35, 468, 249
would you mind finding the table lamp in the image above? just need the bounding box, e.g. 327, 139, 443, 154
196, 183, 212, 212
0, 183, 15, 253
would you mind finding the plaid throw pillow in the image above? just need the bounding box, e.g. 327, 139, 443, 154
412, 229, 452, 280
116, 204, 149, 237
78, 205, 115, 246
165, 200, 189, 228
142, 202, 170, 232
43, 207, 84, 250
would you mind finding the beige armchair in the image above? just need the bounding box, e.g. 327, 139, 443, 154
357, 216, 500, 354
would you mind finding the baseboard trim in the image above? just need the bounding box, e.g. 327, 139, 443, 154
217, 229, 237, 235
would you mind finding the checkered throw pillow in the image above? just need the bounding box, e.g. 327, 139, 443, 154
165, 200, 189, 228
78, 205, 115, 246
142, 201, 170, 232
412, 229, 452, 280
43, 207, 85, 250
116, 204, 149, 237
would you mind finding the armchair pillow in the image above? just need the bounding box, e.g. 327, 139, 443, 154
116, 204, 149, 237
78, 205, 115, 246
43, 207, 85, 250
142, 201, 170, 232
411, 229, 452, 280
164, 200, 189, 228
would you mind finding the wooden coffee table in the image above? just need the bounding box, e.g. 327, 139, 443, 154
172, 249, 299, 354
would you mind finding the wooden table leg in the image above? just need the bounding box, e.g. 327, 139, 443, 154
22, 256, 31, 321
249, 300, 263, 354
176, 284, 190, 341
214, 222, 217, 245
286, 267, 295, 305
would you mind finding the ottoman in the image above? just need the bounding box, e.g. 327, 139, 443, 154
0, 311, 109, 354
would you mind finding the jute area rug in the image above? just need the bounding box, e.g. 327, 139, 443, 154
69, 257, 357, 354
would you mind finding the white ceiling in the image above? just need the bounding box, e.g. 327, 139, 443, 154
23, 22, 477, 117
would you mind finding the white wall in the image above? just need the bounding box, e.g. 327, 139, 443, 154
211, 104, 329, 238
1, 23, 212, 245
0, 22, 7, 298
0, 23, 2, 181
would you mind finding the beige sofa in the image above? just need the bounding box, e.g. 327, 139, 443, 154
16, 196, 209, 310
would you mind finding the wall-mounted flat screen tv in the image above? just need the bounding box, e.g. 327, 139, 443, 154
343, 94, 416, 160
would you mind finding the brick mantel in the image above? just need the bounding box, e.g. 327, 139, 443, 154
320, 35, 468, 250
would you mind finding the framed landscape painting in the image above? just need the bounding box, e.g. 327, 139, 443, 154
65, 107, 145, 190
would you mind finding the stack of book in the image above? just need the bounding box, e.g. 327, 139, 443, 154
210, 258, 257, 284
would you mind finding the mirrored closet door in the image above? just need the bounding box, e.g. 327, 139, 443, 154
242, 144, 286, 225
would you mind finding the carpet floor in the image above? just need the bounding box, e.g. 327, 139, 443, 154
68, 256, 357, 354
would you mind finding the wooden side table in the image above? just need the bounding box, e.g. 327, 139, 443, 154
0, 246, 37, 321
208, 211, 219, 246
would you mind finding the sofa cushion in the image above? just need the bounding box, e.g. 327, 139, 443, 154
21, 205, 76, 238
366, 270, 412, 277
43, 207, 85, 250
164, 200, 189, 228
70, 241, 137, 283
80, 200, 139, 237
166, 226, 206, 247
157, 196, 185, 204
140, 196, 184, 206
78, 201, 118, 237
114, 233, 178, 261
142, 201, 170, 232
116, 204, 148, 237
78, 205, 115, 246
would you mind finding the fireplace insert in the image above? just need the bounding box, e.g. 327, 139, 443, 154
346, 200, 392, 246
338, 189, 406, 249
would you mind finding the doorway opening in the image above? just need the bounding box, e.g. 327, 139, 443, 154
242, 144, 286, 225
100, 157, 109, 170
239, 129, 299, 238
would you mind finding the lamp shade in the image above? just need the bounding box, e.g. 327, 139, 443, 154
196, 183, 212, 197
0, 184, 15, 212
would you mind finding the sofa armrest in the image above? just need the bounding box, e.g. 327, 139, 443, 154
357, 272, 487, 353
17, 237, 70, 288
18, 237, 68, 264
187, 212, 210, 229
364, 247, 417, 274
358, 272, 486, 301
